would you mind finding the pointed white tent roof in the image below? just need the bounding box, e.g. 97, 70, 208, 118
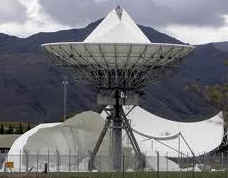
85, 6, 151, 43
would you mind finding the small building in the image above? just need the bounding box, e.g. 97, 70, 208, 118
0, 135, 21, 153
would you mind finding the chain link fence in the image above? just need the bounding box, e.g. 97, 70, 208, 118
0, 151, 227, 173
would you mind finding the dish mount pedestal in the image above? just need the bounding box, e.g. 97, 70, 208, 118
88, 90, 145, 171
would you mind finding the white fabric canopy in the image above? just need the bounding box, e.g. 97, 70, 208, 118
7, 111, 110, 172
6, 108, 223, 172
85, 7, 151, 43
119, 106, 223, 157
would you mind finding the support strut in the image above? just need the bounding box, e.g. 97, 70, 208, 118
88, 118, 111, 170
112, 90, 122, 171
122, 111, 145, 169
88, 90, 145, 171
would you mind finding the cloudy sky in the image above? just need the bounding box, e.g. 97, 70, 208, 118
0, 0, 228, 44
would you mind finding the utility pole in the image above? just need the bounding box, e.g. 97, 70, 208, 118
62, 76, 69, 122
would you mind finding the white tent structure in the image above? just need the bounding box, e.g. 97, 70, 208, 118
7, 111, 110, 172
6, 108, 223, 172
122, 107, 224, 157
84, 7, 151, 43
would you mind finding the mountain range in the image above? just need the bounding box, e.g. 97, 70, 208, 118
0, 19, 227, 123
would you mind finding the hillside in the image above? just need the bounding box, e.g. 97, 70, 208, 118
0, 19, 227, 123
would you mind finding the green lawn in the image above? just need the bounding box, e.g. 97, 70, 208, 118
0, 172, 228, 178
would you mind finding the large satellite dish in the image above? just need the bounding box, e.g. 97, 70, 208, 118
43, 42, 192, 91
42, 6, 194, 171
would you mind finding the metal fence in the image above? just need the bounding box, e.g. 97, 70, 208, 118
0, 151, 228, 173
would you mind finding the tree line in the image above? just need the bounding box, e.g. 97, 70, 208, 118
0, 122, 31, 135
186, 60, 228, 126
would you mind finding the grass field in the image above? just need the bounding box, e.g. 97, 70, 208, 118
0, 172, 228, 178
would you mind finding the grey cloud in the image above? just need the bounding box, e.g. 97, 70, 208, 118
0, 0, 27, 24
39, 0, 228, 28
122, 0, 228, 27
39, 0, 114, 27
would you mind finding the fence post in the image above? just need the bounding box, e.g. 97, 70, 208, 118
47, 149, 49, 172
226, 151, 228, 173
166, 152, 168, 172
77, 148, 79, 172
56, 150, 59, 172
25, 151, 29, 173
69, 149, 71, 172
204, 152, 206, 171
19, 150, 21, 173
178, 134, 180, 172
122, 153, 125, 177
5, 152, 8, 173
156, 151, 159, 178
187, 152, 189, 172
151, 140, 153, 155
180, 151, 183, 178
192, 155, 195, 178
222, 152, 224, 170
36, 152, 39, 173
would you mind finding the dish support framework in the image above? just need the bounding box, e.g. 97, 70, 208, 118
88, 89, 145, 171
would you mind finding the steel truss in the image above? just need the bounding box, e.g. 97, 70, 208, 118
43, 43, 192, 91
88, 90, 145, 171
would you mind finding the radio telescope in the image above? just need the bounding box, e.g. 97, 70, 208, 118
42, 6, 194, 171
